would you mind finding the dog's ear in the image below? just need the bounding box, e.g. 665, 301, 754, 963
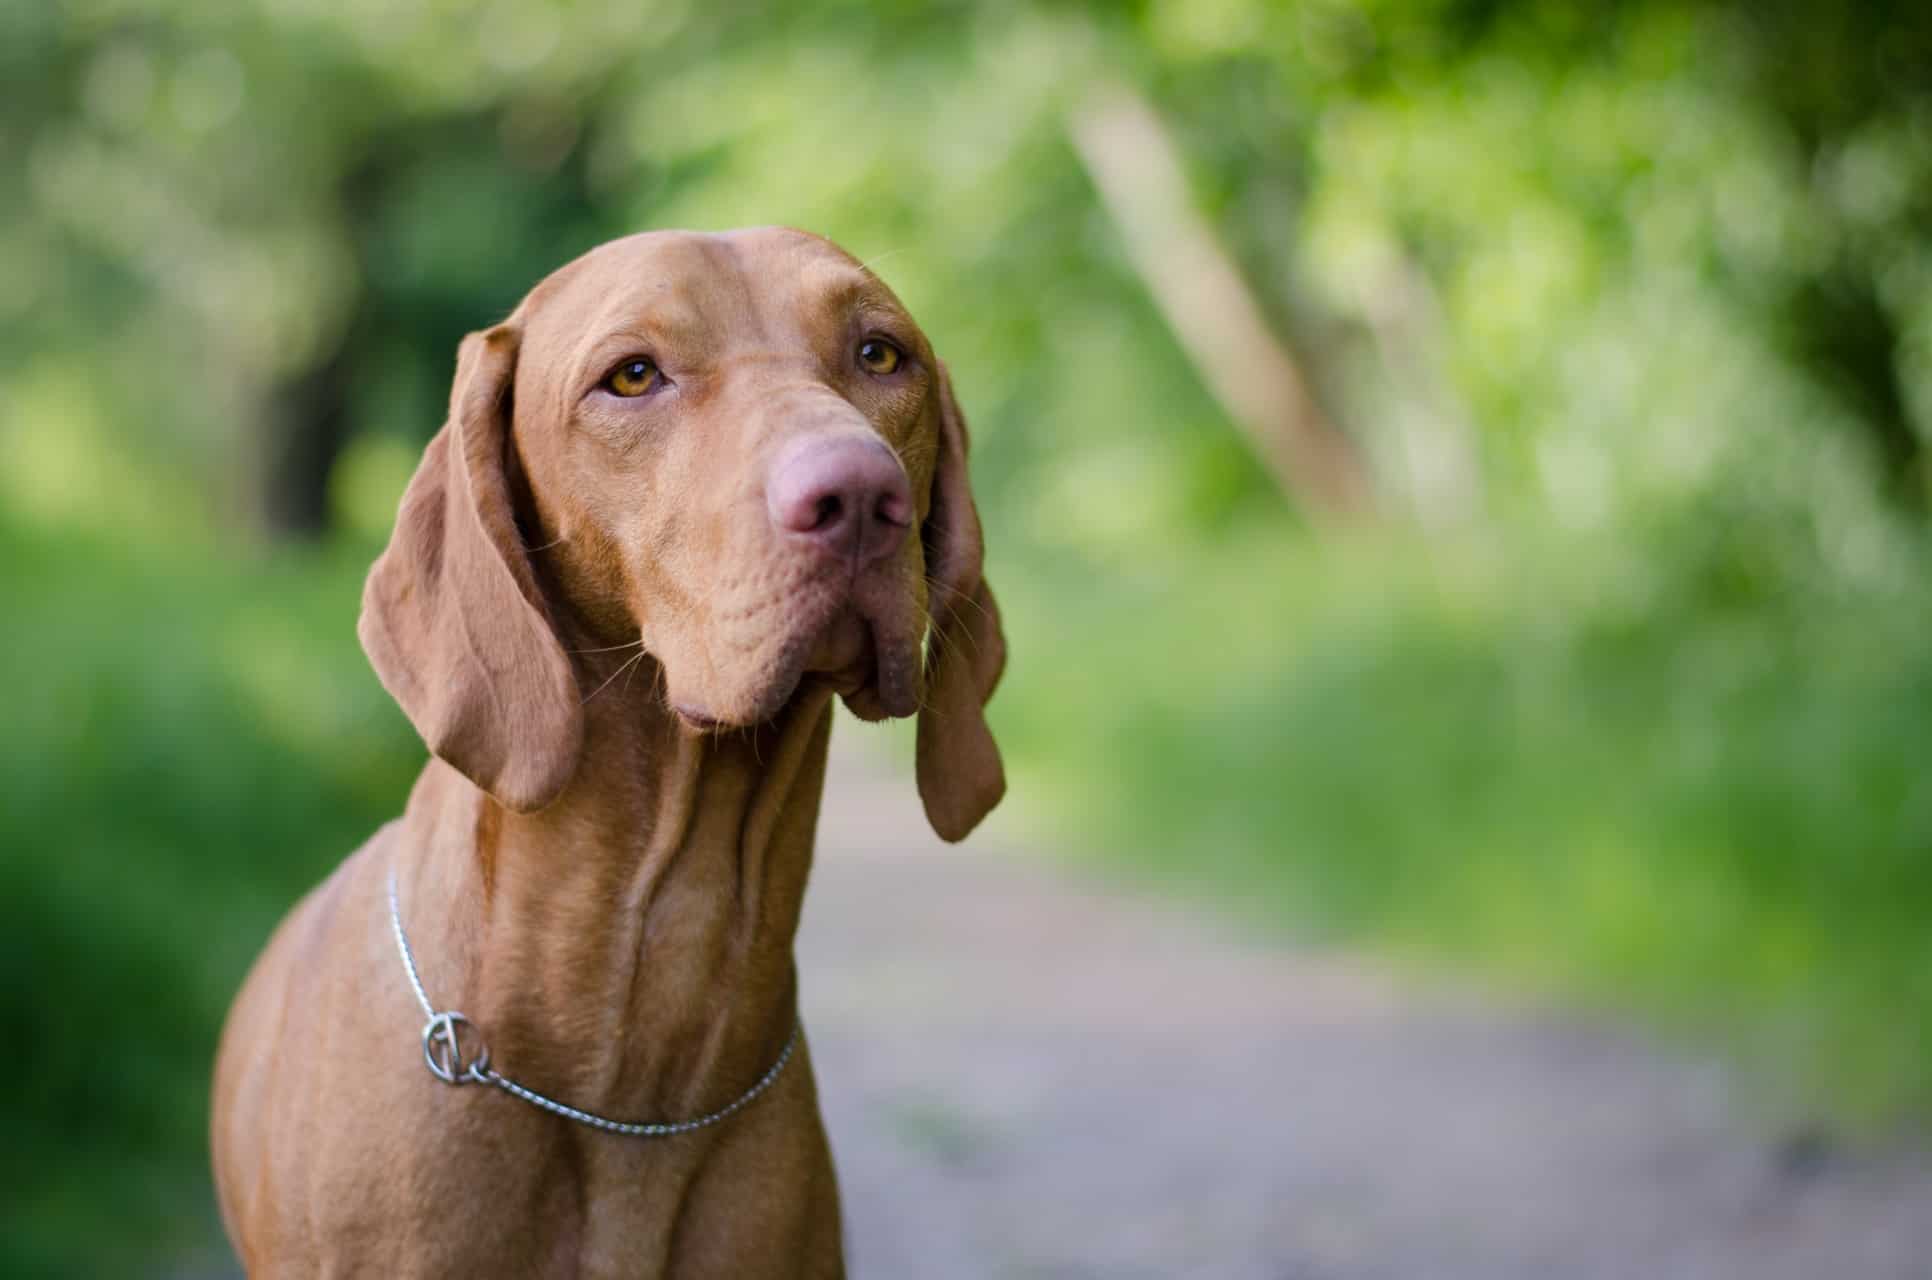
915, 361, 1007, 842
359, 324, 584, 813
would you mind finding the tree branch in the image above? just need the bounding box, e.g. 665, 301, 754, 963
1068, 83, 1374, 524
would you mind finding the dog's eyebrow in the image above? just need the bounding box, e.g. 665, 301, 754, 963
840, 292, 924, 357
572, 300, 714, 381
808, 264, 911, 322
572, 328, 666, 388
850, 297, 915, 333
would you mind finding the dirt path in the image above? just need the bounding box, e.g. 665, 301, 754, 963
803, 742, 1932, 1279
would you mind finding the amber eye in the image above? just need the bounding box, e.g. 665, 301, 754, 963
857, 338, 902, 375
604, 357, 659, 397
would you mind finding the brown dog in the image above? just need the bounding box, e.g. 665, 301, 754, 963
210, 228, 1005, 1276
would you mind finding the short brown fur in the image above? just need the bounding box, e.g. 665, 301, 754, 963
210, 228, 1005, 1276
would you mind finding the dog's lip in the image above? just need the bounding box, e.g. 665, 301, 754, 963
670, 701, 730, 732
803, 608, 871, 676
806, 607, 922, 719
671, 599, 918, 732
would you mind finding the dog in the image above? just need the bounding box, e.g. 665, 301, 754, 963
210, 227, 1006, 1276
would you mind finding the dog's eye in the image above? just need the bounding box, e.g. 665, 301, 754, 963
857, 338, 902, 376
604, 358, 660, 397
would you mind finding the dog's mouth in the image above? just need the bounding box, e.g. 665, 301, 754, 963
804, 607, 872, 682
670, 591, 921, 734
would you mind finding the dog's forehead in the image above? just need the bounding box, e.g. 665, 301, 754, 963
523, 228, 903, 348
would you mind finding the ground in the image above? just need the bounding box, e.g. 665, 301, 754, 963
805, 740, 1932, 1279
181, 739, 1932, 1278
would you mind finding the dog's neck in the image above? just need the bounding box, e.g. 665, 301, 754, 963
396, 648, 833, 1124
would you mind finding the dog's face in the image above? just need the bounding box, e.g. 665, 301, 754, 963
360, 228, 1005, 840
510, 229, 937, 730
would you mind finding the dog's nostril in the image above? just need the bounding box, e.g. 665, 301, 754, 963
813, 494, 845, 531
875, 491, 911, 529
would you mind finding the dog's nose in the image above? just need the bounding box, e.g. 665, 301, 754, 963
767, 436, 913, 565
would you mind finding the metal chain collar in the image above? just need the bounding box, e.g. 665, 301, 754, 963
385, 866, 801, 1138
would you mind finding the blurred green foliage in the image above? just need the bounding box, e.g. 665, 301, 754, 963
4, 0, 1932, 1272
0, 519, 419, 1276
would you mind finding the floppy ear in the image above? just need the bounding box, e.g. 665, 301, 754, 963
358, 324, 584, 813
916, 361, 1007, 842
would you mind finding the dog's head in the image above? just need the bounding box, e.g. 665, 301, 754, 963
359, 228, 1004, 840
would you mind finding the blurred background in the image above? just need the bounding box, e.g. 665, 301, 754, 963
6, 0, 1932, 1274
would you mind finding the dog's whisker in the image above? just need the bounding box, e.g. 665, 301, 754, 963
953, 592, 995, 629
581, 649, 648, 705
856, 247, 912, 276
924, 573, 994, 631
571, 638, 647, 655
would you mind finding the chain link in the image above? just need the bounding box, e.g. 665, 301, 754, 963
386, 866, 800, 1137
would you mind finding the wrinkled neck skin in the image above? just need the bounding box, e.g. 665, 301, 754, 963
392, 637, 833, 1125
